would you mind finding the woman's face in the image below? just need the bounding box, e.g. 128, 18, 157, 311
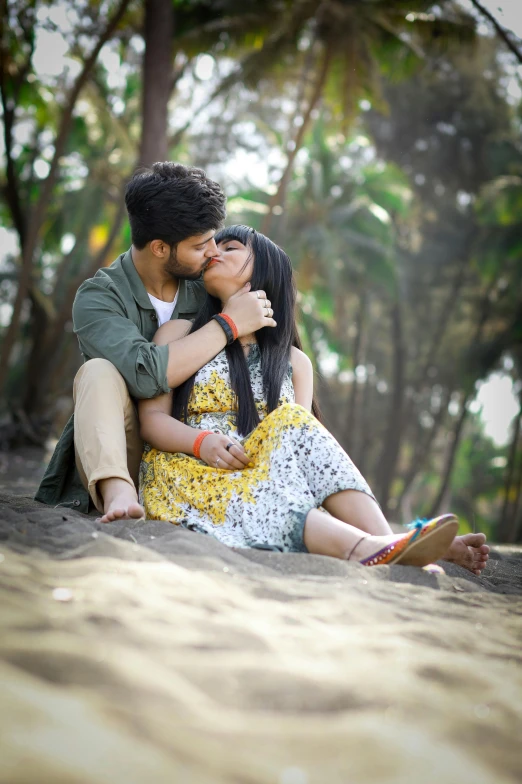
202, 237, 253, 300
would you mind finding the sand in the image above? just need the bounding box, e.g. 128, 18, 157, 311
0, 491, 521, 784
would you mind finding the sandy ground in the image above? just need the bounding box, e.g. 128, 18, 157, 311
0, 490, 521, 784
0, 446, 47, 497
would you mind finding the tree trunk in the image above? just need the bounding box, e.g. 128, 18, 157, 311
428, 391, 471, 518
497, 405, 522, 542
414, 254, 468, 389
19, 0, 174, 426
345, 289, 367, 446
23, 196, 127, 418
426, 270, 509, 518
397, 388, 451, 512
0, 0, 33, 246
139, 0, 175, 166
18, 0, 171, 421
509, 457, 522, 543
469, 0, 522, 64
512, 463, 522, 543
0, 0, 131, 397
23, 0, 175, 424
356, 378, 373, 479
261, 46, 332, 237
376, 298, 406, 516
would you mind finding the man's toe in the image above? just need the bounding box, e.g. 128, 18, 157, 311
103, 508, 125, 522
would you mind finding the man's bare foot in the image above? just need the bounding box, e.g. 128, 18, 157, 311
98, 478, 145, 524
99, 500, 144, 524
442, 533, 490, 575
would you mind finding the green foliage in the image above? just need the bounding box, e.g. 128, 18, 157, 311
476, 176, 522, 227
1, 0, 521, 538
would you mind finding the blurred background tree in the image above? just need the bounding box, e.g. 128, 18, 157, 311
0, 0, 521, 541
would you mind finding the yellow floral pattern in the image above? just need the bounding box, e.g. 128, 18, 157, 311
140, 346, 374, 552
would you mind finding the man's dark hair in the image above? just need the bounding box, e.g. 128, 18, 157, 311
125, 162, 226, 249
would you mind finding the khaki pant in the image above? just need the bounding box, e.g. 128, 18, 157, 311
73, 359, 143, 511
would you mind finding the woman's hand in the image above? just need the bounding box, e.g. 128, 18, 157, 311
199, 434, 251, 471
222, 284, 277, 335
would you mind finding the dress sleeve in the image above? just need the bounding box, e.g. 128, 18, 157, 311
72, 279, 170, 399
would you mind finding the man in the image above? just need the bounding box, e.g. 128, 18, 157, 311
36, 162, 275, 521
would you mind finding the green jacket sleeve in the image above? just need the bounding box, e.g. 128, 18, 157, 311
72, 279, 170, 399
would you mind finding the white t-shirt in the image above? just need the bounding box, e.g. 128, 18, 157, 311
148, 290, 179, 326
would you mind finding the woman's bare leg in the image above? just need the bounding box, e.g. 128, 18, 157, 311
322, 489, 393, 535
303, 507, 396, 561
321, 490, 489, 574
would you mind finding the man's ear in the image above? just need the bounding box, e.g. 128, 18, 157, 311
149, 239, 170, 258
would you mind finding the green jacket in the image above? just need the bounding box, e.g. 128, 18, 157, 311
35, 248, 206, 512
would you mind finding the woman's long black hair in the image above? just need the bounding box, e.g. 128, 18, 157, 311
173, 225, 321, 436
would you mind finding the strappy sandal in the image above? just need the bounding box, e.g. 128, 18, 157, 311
358, 514, 459, 568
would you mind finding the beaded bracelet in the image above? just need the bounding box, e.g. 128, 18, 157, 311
193, 430, 213, 459
211, 313, 238, 345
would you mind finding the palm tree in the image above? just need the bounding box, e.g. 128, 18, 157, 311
468, 0, 522, 64
0, 0, 133, 399
196, 0, 477, 235
0, 0, 478, 423
269, 120, 410, 504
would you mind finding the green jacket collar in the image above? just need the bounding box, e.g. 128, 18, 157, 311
121, 248, 155, 311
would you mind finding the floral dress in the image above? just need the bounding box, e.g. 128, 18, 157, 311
139, 346, 375, 552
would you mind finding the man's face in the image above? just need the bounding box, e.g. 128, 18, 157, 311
164, 231, 219, 280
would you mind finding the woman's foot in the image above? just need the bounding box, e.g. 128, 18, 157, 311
98, 478, 145, 524
442, 533, 489, 575
348, 533, 401, 562
348, 515, 459, 568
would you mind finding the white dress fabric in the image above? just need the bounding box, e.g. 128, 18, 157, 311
140, 346, 375, 552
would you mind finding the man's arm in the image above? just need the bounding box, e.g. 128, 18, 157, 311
73, 279, 170, 399
163, 283, 276, 388
164, 319, 227, 388
139, 320, 250, 470
73, 279, 276, 399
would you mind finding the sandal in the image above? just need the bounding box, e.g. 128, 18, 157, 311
359, 514, 459, 568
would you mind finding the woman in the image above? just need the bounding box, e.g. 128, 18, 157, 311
138, 225, 463, 567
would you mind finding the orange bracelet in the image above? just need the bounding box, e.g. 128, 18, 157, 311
218, 313, 238, 341
193, 430, 213, 459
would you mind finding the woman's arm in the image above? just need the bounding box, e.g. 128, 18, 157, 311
290, 346, 314, 411
138, 320, 192, 448
139, 391, 196, 453
138, 321, 249, 469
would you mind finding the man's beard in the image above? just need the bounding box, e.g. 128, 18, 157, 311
164, 247, 204, 281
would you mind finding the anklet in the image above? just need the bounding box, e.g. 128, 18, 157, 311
346, 535, 368, 561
